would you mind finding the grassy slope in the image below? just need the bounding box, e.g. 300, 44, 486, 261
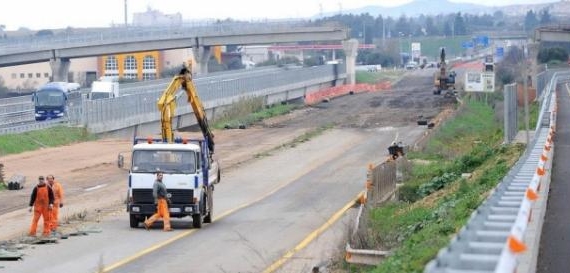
0, 126, 97, 156
343, 99, 525, 273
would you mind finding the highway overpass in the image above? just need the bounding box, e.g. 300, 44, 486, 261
0, 22, 350, 80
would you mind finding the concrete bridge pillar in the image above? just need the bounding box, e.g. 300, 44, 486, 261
193, 46, 212, 75
342, 39, 359, 85
49, 58, 70, 82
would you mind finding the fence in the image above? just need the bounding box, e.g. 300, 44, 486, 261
75, 64, 345, 133
346, 158, 412, 265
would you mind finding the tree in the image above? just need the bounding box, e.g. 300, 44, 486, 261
443, 21, 452, 37
425, 16, 439, 36
539, 9, 553, 26
394, 15, 411, 36
453, 13, 467, 36
537, 47, 568, 64
524, 10, 539, 32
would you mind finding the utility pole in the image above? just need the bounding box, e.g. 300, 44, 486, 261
124, 0, 128, 27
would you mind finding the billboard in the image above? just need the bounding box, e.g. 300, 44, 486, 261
411, 42, 421, 59
465, 72, 495, 92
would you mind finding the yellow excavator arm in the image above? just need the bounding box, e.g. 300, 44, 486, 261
157, 65, 215, 155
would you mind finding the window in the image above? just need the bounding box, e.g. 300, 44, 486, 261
104, 72, 119, 77
105, 56, 119, 71
124, 55, 137, 71
142, 73, 156, 80
28, 73, 33, 78
132, 150, 196, 174
123, 73, 137, 79
11, 73, 16, 79
20, 73, 25, 78
142, 55, 156, 70
44, 73, 49, 78
36, 73, 41, 78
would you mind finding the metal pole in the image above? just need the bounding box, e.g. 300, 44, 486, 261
523, 46, 530, 146
524, 70, 530, 145
124, 0, 128, 27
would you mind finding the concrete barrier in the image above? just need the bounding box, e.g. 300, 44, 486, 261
304, 81, 391, 105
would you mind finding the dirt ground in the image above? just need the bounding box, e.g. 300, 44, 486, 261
0, 68, 455, 241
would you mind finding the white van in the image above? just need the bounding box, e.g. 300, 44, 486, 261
89, 81, 120, 100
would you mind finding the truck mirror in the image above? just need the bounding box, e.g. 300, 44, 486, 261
117, 154, 124, 168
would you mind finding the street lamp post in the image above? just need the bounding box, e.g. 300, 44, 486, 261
398, 32, 404, 67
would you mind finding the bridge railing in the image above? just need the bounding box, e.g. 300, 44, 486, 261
0, 21, 341, 54
424, 70, 570, 273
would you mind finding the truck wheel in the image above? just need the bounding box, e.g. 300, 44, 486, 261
192, 213, 203, 228
129, 214, 139, 228
204, 187, 214, 223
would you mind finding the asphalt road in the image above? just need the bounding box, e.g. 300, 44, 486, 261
1, 126, 425, 273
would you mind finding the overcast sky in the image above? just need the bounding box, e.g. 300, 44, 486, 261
0, 0, 558, 31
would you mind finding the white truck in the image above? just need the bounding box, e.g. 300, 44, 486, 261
118, 65, 220, 229
89, 81, 120, 100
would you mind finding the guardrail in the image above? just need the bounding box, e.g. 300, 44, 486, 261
0, 110, 34, 127
0, 118, 69, 135
424, 70, 570, 273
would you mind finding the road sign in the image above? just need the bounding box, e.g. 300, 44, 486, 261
465, 72, 495, 93
476, 36, 489, 47
411, 42, 421, 59
496, 47, 504, 58
462, 41, 474, 48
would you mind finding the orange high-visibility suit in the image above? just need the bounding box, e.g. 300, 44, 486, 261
29, 182, 54, 236
49, 180, 64, 231
144, 179, 171, 231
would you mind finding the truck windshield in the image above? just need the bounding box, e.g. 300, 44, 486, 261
132, 150, 196, 174
91, 92, 110, 100
35, 89, 65, 107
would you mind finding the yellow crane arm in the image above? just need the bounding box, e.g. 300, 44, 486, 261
157, 66, 215, 154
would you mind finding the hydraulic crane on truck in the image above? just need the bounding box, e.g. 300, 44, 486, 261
122, 63, 220, 229
158, 65, 215, 156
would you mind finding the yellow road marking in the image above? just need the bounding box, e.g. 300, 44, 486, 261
100, 133, 363, 272
262, 191, 364, 273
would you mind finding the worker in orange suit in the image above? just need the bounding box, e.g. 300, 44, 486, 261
28, 176, 54, 237
46, 174, 64, 233
144, 171, 172, 231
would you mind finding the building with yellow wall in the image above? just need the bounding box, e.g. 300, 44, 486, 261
0, 48, 195, 91
98, 51, 161, 80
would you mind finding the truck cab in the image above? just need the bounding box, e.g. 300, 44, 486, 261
32, 83, 68, 121
124, 138, 219, 229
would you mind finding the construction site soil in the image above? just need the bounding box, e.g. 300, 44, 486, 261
0, 68, 456, 241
